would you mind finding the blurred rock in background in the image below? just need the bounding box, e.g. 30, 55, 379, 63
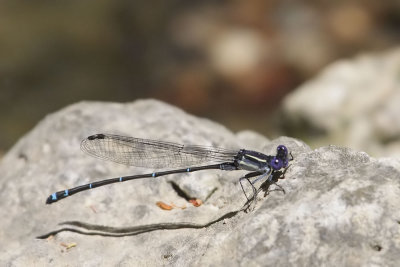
282, 48, 400, 157
1, 0, 399, 155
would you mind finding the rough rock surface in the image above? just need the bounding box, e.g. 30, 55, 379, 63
282, 47, 400, 157
1, 100, 400, 266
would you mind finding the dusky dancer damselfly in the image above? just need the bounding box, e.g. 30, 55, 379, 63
46, 133, 292, 204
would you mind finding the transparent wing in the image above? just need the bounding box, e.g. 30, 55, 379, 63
80, 134, 238, 168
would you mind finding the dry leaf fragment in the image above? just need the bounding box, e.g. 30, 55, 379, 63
60, 242, 77, 250
189, 199, 203, 207
156, 201, 173, 210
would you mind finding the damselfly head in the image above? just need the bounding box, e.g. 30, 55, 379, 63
276, 145, 290, 168
270, 157, 284, 170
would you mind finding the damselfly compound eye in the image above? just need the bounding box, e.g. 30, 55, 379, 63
270, 157, 283, 170
277, 145, 288, 157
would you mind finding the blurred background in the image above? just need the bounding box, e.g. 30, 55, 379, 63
1, 0, 399, 157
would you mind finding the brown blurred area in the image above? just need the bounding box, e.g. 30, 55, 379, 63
1, 0, 399, 154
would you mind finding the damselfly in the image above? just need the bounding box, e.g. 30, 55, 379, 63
46, 134, 292, 204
